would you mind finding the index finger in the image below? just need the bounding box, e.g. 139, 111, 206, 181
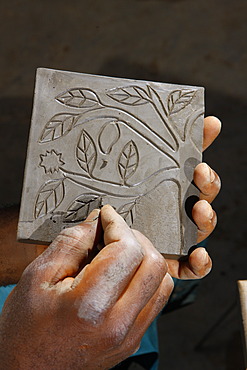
72, 205, 144, 322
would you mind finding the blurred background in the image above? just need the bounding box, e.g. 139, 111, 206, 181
0, 0, 246, 368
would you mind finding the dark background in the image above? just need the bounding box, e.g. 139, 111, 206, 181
0, 1, 246, 369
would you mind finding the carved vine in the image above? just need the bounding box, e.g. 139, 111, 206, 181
34, 83, 202, 225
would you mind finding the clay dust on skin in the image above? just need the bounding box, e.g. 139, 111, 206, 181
75, 243, 143, 324
37, 220, 98, 281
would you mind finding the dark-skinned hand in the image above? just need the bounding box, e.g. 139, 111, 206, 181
0, 116, 221, 369
167, 116, 221, 279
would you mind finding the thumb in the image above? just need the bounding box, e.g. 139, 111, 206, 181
30, 209, 101, 284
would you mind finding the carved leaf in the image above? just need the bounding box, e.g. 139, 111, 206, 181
118, 200, 137, 226
64, 194, 103, 222
107, 86, 150, 106
56, 88, 100, 108
98, 120, 121, 154
34, 179, 65, 219
167, 90, 195, 115
39, 113, 78, 143
118, 141, 139, 182
76, 130, 97, 175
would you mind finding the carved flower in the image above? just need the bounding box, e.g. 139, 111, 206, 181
40, 150, 65, 174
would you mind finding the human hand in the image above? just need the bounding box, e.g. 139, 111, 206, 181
0, 205, 173, 370
167, 116, 221, 279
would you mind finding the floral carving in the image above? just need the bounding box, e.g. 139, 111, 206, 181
39, 150, 65, 174
35, 82, 200, 221
76, 130, 97, 176
118, 141, 139, 184
167, 90, 195, 115
34, 179, 65, 219
117, 200, 137, 226
39, 113, 79, 143
64, 194, 103, 222
106, 86, 150, 105
56, 88, 100, 108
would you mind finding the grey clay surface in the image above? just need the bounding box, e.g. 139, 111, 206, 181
18, 68, 204, 257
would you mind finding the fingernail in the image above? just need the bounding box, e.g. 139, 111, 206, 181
85, 209, 100, 222
199, 248, 209, 265
102, 204, 116, 212
209, 208, 214, 220
201, 199, 214, 219
203, 248, 209, 264
210, 211, 217, 226
210, 168, 215, 183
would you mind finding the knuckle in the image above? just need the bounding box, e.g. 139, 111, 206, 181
153, 291, 169, 314
148, 250, 167, 274
153, 276, 174, 311
54, 225, 93, 253
129, 239, 144, 259
22, 257, 46, 279
133, 229, 167, 273
132, 343, 141, 355
59, 225, 86, 240
119, 238, 144, 263
164, 273, 175, 293
76, 312, 102, 329
21, 261, 35, 279
105, 322, 129, 348
122, 337, 141, 357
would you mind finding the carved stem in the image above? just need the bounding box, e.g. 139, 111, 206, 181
184, 110, 204, 146
60, 167, 180, 199
74, 110, 180, 168
103, 104, 177, 152
150, 101, 179, 151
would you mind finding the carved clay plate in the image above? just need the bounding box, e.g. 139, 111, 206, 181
18, 68, 204, 258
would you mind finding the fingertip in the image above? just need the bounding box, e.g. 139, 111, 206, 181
189, 247, 212, 277
204, 116, 222, 134
100, 204, 122, 230
100, 204, 118, 220
194, 162, 211, 183
100, 204, 134, 247
84, 208, 101, 222
190, 247, 209, 265
192, 200, 213, 222
195, 199, 217, 226
101, 204, 115, 213
193, 200, 217, 243
203, 116, 222, 151
100, 205, 114, 223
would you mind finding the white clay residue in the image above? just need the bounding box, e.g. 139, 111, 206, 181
76, 246, 143, 323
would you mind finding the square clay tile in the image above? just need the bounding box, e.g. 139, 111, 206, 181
18, 68, 204, 258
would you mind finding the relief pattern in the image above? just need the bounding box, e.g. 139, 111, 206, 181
35, 83, 203, 231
